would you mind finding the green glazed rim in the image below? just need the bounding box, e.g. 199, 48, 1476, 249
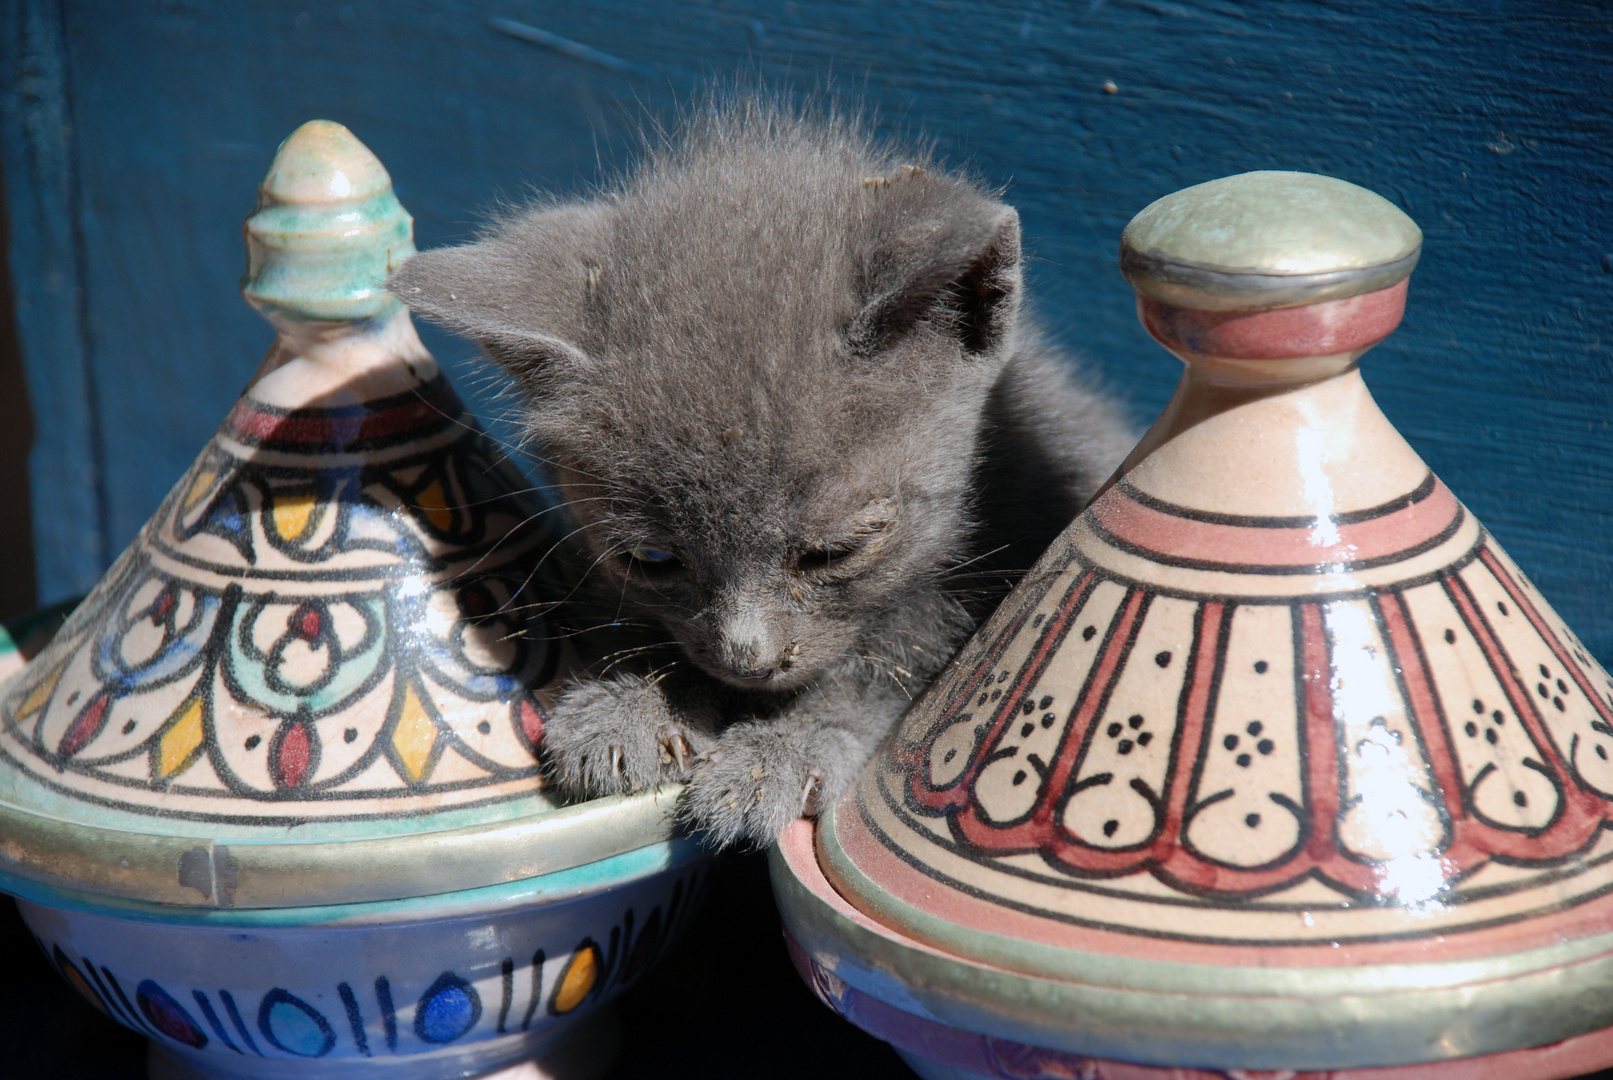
0, 784, 684, 911
8, 835, 707, 928
769, 805, 1613, 1071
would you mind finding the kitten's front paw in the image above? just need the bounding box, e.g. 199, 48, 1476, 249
544, 676, 715, 799
680, 723, 838, 848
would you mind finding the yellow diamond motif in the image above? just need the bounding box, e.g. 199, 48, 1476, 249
391, 681, 439, 783
270, 491, 320, 541
416, 479, 454, 531
11, 663, 65, 726
182, 468, 217, 513
156, 697, 206, 779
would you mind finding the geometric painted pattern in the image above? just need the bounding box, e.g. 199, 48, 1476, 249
0, 377, 564, 824
29, 864, 706, 1062
860, 473, 1613, 944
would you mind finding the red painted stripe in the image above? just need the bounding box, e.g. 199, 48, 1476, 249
1138, 278, 1408, 359
1374, 590, 1499, 878
953, 588, 1147, 859
1478, 547, 1613, 725
1164, 602, 1373, 897
224, 387, 459, 448
1091, 479, 1459, 569
1146, 602, 1227, 883
907, 570, 1093, 815
1442, 570, 1605, 860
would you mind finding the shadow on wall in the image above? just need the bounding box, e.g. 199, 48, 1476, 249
0, 155, 36, 621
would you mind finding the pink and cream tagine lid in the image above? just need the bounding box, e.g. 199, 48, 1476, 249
772, 172, 1613, 1079
0, 122, 679, 912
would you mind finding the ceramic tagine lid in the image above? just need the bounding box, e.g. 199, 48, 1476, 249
0, 122, 673, 911
778, 172, 1613, 1074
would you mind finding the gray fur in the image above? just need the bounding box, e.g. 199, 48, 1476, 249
390, 95, 1135, 847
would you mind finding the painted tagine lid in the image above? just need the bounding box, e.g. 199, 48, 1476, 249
0, 122, 676, 911
778, 171, 1613, 1074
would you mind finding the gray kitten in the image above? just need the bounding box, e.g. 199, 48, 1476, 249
389, 98, 1134, 847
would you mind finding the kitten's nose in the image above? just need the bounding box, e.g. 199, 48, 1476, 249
721, 637, 777, 681
718, 609, 782, 682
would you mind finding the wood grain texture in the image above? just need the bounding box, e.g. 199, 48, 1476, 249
0, 0, 105, 597
2, 0, 1609, 658
0, 153, 39, 620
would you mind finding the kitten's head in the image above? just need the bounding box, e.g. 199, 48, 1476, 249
391, 98, 1024, 691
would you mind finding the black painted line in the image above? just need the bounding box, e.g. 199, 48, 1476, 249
337, 982, 370, 1057
219, 990, 262, 1055
375, 976, 398, 1052
497, 957, 514, 1034
192, 990, 242, 1054
1116, 472, 1436, 529
521, 950, 546, 1031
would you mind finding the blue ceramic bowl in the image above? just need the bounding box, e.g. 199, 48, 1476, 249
9, 834, 706, 1080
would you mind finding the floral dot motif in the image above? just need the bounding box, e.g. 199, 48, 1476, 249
892, 495, 1613, 931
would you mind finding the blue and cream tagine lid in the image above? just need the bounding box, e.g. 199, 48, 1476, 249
0, 121, 677, 911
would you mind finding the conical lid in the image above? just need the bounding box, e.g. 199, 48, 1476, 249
0, 123, 674, 910
790, 172, 1613, 1070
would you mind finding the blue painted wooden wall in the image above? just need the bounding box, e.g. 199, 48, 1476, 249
2, 1, 1610, 656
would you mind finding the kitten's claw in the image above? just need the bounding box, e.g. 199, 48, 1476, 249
543, 675, 715, 800
661, 727, 691, 776
801, 769, 825, 816
680, 724, 849, 848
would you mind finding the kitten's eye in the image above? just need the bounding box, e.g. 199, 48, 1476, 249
628, 547, 679, 566
794, 542, 863, 574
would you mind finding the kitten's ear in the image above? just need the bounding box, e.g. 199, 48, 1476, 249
849, 204, 1022, 360
387, 204, 603, 380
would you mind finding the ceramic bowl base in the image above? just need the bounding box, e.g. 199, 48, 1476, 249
147, 1003, 620, 1080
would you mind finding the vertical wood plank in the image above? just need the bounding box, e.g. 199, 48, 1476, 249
0, 156, 39, 619
0, 0, 105, 601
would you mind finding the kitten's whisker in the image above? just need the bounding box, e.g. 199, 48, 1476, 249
848, 653, 912, 679
545, 618, 658, 635
932, 543, 1013, 580
504, 527, 626, 610
595, 643, 674, 676
647, 662, 684, 689
439, 519, 566, 585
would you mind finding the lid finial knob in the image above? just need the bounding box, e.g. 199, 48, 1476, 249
240, 120, 415, 326
1120, 171, 1422, 366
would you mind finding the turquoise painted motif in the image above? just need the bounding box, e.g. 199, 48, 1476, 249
0, 374, 563, 824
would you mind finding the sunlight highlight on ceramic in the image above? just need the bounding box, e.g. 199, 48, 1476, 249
0, 121, 703, 1080
773, 171, 1613, 1080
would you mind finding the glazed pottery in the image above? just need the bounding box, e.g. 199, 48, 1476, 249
772, 171, 1613, 1080
0, 121, 705, 1079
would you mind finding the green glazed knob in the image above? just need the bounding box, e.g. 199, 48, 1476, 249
240, 120, 416, 324
1119, 170, 1422, 311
